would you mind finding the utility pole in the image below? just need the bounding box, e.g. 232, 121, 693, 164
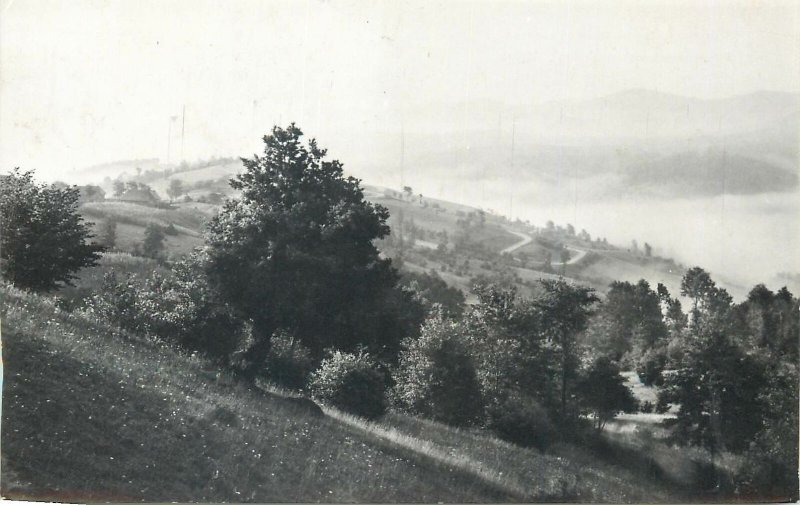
400, 121, 405, 190
167, 118, 172, 164
167, 115, 178, 164
511, 117, 516, 168
180, 105, 186, 162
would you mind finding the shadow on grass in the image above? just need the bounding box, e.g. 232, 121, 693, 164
579, 430, 738, 502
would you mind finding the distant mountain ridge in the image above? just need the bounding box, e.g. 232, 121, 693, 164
627, 150, 798, 196
516, 89, 800, 141
399, 89, 799, 140
370, 89, 800, 201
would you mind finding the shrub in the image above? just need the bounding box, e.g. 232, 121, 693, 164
89, 271, 146, 333
88, 254, 243, 365
654, 394, 671, 414
486, 392, 554, 450
640, 400, 654, 413
636, 347, 667, 386
394, 311, 483, 426
99, 218, 118, 249
142, 222, 166, 259
310, 350, 387, 419
264, 330, 314, 390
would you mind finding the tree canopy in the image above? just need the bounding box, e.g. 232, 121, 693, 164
142, 223, 166, 259
204, 125, 422, 377
167, 179, 185, 202
534, 279, 599, 418
0, 169, 104, 291
577, 356, 638, 431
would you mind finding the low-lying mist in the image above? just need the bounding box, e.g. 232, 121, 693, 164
362, 164, 798, 296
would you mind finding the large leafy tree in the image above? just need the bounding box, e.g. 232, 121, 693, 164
660, 270, 797, 496
166, 178, 185, 202
732, 284, 799, 361
741, 359, 798, 500
399, 270, 466, 318
586, 280, 668, 362
534, 279, 599, 419
731, 285, 798, 499
0, 169, 104, 291
204, 125, 422, 377
465, 284, 549, 404
576, 356, 638, 431
681, 266, 733, 334
659, 330, 766, 456
585, 281, 637, 360
657, 282, 688, 339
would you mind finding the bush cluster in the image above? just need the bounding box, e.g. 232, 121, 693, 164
88, 255, 242, 364
485, 393, 554, 449
635, 348, 667, 386
309, 350, 387, 419
393, 311, 483, 427
264, 330, 314, 390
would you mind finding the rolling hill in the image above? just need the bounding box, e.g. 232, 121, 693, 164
74, 165, 702, 302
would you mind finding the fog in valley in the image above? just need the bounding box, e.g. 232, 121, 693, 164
3, 2, 800, 503
2, 0, 798, 295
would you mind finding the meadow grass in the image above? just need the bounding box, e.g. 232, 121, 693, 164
0, 284, 517, 503
347, 411, 686, 503
110, 221, 202, 256
377, 196, 521, 254
80, 201, 207, 235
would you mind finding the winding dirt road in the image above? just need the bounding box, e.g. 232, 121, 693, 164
501, 228, 588, 265
500, 228, 533, 254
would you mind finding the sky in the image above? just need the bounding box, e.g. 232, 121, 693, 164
1, 0, 799, 177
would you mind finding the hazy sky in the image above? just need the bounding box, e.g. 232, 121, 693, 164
2, 0, 799, 177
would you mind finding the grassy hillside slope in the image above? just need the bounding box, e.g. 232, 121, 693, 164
79, 201, 211, 258
0, 284, 512, 502
80, 201, 208, 234
75, 170, 698, 303
91, 160, 691, 300
1, 283, 697, 502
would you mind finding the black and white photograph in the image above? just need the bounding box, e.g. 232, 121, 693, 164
1, 0, 798, 502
